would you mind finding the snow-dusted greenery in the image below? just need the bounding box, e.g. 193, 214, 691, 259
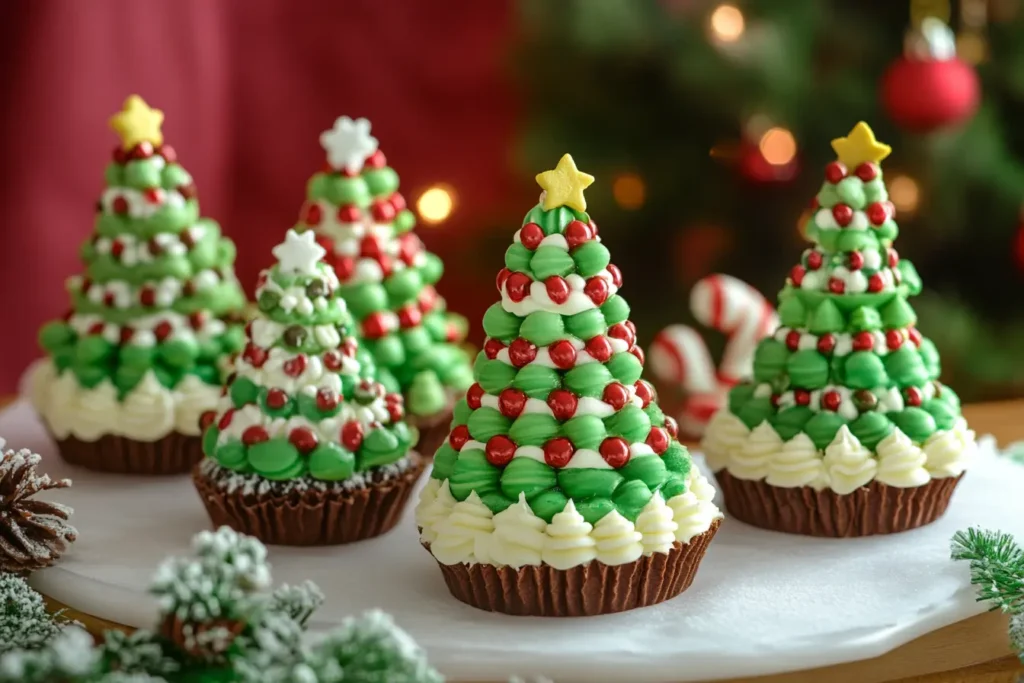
0, 572, 72, 654
951, 527, 1024, 660
0, 527, 442, 682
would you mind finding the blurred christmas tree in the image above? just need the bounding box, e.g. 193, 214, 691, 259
514, 0, 1024, 401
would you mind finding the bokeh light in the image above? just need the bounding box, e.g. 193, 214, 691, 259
417, 185, 456, 225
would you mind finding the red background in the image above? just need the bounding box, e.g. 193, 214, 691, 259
0, 0, 518, 392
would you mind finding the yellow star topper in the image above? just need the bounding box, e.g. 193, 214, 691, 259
109, 95, 164, 150
831, 122, 891, 169
535, 154, 595, 212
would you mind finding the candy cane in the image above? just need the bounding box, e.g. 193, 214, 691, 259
649, 274, 777, 436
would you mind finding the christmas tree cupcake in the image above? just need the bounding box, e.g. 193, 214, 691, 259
416, 155, 721, 616
703, 122, 975, 537
296, 117, 473, 457
193, 230, 422, 546
31, 96, 246, 474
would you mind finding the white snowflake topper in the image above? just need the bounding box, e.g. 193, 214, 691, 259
272, 230, 326, 275
319, 116, 378, 173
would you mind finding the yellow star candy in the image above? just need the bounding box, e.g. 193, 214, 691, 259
535, 154, 595, 212
831, 122, 891, 169
109, 95, 164, 150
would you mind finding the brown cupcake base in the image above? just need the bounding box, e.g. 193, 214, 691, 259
426, 519, 720, 617
715, 470, 963, 537
407, 402, 454, 460
192, 455, 425, 546
55, 432, 203, 475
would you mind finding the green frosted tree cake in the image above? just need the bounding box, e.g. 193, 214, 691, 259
295, 117, 473, 455
415, 155, 721, 617
193, 230, 423, 546
30, 95, 246, 474
702, 122, 976, 537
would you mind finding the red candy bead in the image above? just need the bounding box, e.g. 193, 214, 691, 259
242, 426, 270, 446
505, 272, 532, 302
449, 425, 471, 451
806, 251, 823, 270
786, 330, 801, 351
301, 203, 323, 226
790, 265, 805, 286
855, 163, 878, 182
323, 350, 343, 371
484, 338, 505, 360
888, 248, 900, 268
848, 251, 864, 270
112, 196, 129, 215
599, 437, 631, 468
498, 388, 528, 418
646, 427, 670, 455
333, 256, 355, 281
867, 202, 888, 226
824, 162, 847, 184
905, 387, 923, 407
822, 391, 842, 412
508, 338, 538, 367
371, 200, 395, 222
832, 204, 854, 227
630, 346, 645, 365
496, 267, 511, 292
143, 188, 164, 204
199, 410, 217, 431
664, 416, 679, 439
543, 438, 575, 468
828, 278, 845, 294
418, 287, 438, 312
886, 329, 904, 350
607, 323, 635, 348
397, 233, 419, 266
103, 292, 115, 307
589, 219, 599, 235
466, 383, 485, 410
119, 327, 134, 344
549, 340, 577, 369
585, 336, 613, 362
817, 334, 837, 354
607, 264, 623, 288
131, 141, 154, 159
341, 421, 364, 451
634, 380, 655, 408
337, 205, 362, 223
584, 277, 609, 305
519, 223, 544, 250
283, 355, 307, 377
362, 312, 388, 339
908, 327, 923, 347
366, 149, 387, 169
154, 321, 173, 342
794, 389, 811, 406
217, 409, 235, 430
243, 343, 267, 368
188, 312, 205, 330
602, 382, 630, 411
545, 276, 571, 304
87, 322, 105, 336
868, 273, 885, 292
546, 389, 578, 421
565, 220, 592, 249
398, 305, 422, 329
853, 331, 874, 351
316, 388, 338, 412
485, 435, 517, 467
110, 240, 125, 258
390, 192, 407, 213
360, 236, 383, 259
289, 427, 318, 453
266, 388, 288, 409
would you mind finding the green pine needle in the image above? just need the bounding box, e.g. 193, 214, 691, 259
952, 528, 1024, 660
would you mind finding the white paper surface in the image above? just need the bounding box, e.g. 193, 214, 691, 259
1, 398, 1015, 682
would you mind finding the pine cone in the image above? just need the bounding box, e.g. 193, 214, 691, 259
0, 445, 77, 573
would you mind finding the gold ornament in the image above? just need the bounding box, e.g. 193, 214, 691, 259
831, 122, 891, 169
535, 154, 595, 212
109, 95, 164, 150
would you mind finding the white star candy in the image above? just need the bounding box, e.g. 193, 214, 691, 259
272, 230, 326, 275
319, 116, 378, 173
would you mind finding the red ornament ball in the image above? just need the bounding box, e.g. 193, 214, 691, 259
599, 437, 631, 468
316, 388, 338, 412
881, 54, 979, 133
362, 313, 389, 339
886, 329, 904, 350
449, 425, 471, 451
888, 248, 900, 268
794, 389, 811, 407
821, 391, 842, 412
629, 346, 645, 365
466, 383, 485, 409
828, 278, 845, 294
824, 162, 847, 184
602, 382, 631, 411
645, 427, 670, 455
607, 264, 623, 288
498, 388, 528, 418
565, 220, 592, 249
848, 251, 864, 270
855, 163, 878, 182
483, 338, 505, 360
266, 388, 289, 410
868, 273, 885, 293
546, 389, 578, 421
634, 380, 655, 408
496, 268, 511, 292
584, 277, 610, 306
806, 251, 823, 270
341, 421, 364, 451
908, 327, 923, 347
905, 386, 924, 407
199, 410, 217, 431
508, 338, 538, 367
519, 223, 544, 250
217, 409, 235, 430
853, 331, 875, 351
543, 438, 575, 468
785, 330, 801, 351
301, 203, 323, 226
585, 335, 613, 362
867, 202, 888, 227
548, 340, 577, 369
505, 272, 532, 302
283, 355, 307, 378
323, 350, 343, 372
817, 334, 837, 355
663, 416, 679, 440
289, 427, 318, 453
607, 323, 635, 348
485, 435, 517, 467
790, 265, 806, 286
832, 204, 854, 227
337, 205, 362, 223
544, 276, 571, 304
242, 425, 270, 446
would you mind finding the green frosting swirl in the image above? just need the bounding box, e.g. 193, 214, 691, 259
476, 357, 517, 393
843, 352, 887, 389
449, 448, 501, 499
849, 306, 882, 331
529, 246, 575, 280
308, 443, 356, 480
603, 404, 650, 443
529, 489, 571, 523
849, 412, 893, 450
519, 311, 565, 346
572, 241, 611, 277
786, 350, 829, 389
563, 363, 613, 398
564, 309, 607, 339
737, 397, 774, 430
753, 339, 789, 382
923, 398, 957, 431
605, 352, 642, 385
619, 457, 669, 491
884, 347, 928, 388
467, 407, 512, 442
407, 371, 447, 418
889, 407, 937, 442
804, 412, 848, 450
248, 438, 305, 480
557, 468, 623, 499
482, 303, 521, 341
601, 296, 630, 325
509, 414, 560, 446
512, 364, 561, 398
505, 243, 533, 273
770, 406, 814, 441
500, 458, 558, 500
777, 295, 806, 328
562, 415, 607, 450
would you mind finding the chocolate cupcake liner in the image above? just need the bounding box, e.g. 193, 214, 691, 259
192, 455, 425, 546
54, 432, 203, 475
426, 519, 720, 617
715, 471, 963, 537
406, 400, 455, 460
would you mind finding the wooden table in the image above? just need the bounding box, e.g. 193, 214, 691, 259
8, 396, 1024, 682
